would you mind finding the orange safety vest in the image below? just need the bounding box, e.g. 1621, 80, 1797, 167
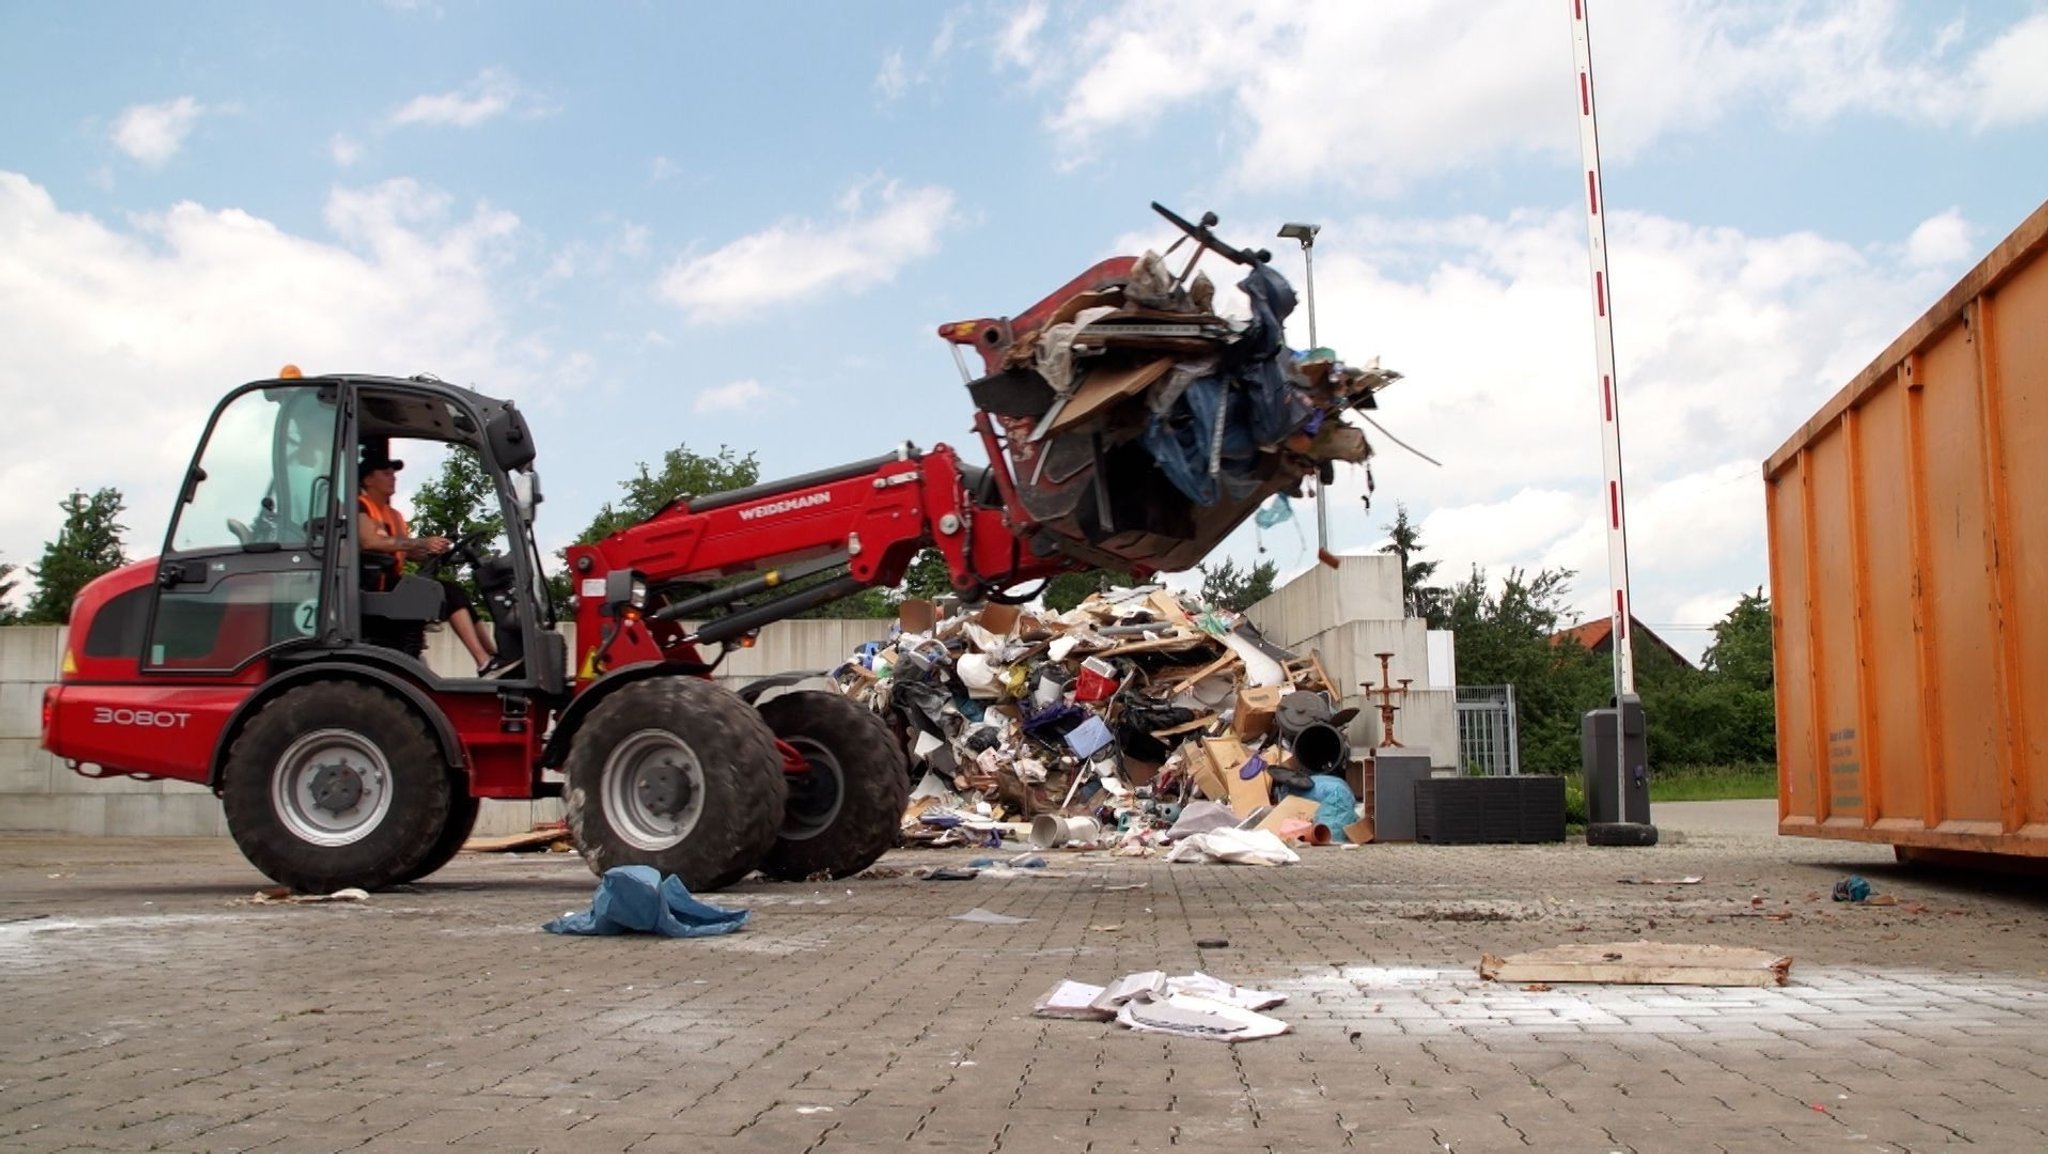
358, 494, 409, 590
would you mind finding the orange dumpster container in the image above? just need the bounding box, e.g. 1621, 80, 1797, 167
1766, 197, 2048, 861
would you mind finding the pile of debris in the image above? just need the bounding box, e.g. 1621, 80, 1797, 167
829, 586, 1369, 858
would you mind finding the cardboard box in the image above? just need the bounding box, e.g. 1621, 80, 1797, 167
1232, 686, 1286, 740
898, 599, 938, 635
975, 602, 1021, 635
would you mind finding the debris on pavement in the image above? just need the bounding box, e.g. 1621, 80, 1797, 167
462, 822, 574, 854
951, 907, 1032, 925
1832, 875, 1874, 903
1619, 876, 1703, 886
1479, 941, 1794, 987
543, 865, 749, 938
1035, 970, 1291, 1041
831, 584, 1377, 858
247, 886, 371, 905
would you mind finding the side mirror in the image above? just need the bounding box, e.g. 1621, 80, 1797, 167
510, 471, 541, 524
485, 405, 537, 471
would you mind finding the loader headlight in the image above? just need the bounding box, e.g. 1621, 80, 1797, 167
603, 570, 648, 615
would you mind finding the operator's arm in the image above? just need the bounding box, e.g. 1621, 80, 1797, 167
358, 510, 448, 560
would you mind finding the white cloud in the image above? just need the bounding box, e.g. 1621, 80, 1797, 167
1006, 1, 2048, 193
111, 97, 205, 167
655, 179, 958, 324
0, 171, 548, 575
387, 68, 520, 129
329, 133, 364, 167
1971, 12, 2048, 129
1187, 202, 1978, 661
1905, 209, 1975, 268
996, 1, 1049, 73
693, 379, 769, 414
876, 50, 910, 102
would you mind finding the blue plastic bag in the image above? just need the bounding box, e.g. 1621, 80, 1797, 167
543, 865, 750, 937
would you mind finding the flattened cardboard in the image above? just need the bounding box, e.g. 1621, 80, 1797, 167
1227, 765, 1273, 819
1049, 357, 1175, 434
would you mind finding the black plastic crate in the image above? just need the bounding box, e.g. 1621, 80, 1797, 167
1413, 776, 1567, 844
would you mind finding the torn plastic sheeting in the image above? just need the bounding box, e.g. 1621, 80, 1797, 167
543, 866, 749, 938
1164, 827, 1300, 866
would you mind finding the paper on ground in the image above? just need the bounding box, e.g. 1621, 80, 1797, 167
1166, 972, 1286, 1011
1116, 992, 1289, 1042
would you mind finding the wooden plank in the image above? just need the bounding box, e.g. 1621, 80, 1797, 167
1170, 651, 1240, 694
1478, 941, 1793, 987
462, 827, 572, 853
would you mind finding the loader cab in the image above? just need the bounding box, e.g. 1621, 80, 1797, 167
144, 371, 563, 694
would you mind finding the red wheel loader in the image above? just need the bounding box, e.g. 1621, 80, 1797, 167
39, 205, 1396, 893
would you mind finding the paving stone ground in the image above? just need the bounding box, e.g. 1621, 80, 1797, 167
1, 814, 2045, 1153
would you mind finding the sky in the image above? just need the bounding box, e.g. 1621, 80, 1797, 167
2, 0, 2046, 664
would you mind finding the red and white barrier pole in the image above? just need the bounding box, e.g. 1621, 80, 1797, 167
1570, 0, 1636, 701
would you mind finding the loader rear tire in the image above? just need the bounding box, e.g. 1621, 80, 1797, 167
564, 677, 786, 892
756, 691, 909, 882
222, 683, 452, 894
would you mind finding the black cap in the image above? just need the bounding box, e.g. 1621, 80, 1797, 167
359, 453, 405, 474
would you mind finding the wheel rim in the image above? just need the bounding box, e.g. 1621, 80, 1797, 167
778, 736, 845, 842
601, 729, 708, 851
272, 728, 393, 847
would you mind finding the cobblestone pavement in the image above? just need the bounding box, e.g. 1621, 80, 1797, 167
1, 820, 2046, 1153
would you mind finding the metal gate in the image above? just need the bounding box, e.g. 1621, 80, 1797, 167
1455, 685, 1520, 776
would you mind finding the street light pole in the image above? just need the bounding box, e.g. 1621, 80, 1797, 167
1279, 222, 1319, 350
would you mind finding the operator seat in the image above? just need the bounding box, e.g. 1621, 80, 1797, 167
361, 576, 446, 659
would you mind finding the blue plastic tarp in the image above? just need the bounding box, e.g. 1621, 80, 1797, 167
543, 865, 750, 937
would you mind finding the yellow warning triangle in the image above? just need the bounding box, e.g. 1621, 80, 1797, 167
578, 651, 597, 680
61, 650, 77, 675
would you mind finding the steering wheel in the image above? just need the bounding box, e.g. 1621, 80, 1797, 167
416, 529, 494, 581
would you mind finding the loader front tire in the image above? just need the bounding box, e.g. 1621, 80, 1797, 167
396, 788, 480, 884
756, 691, 909, 881
564, 677, 786, 892
222, 683, 452, 894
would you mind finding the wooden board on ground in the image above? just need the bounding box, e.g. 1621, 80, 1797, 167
1478, 941, 1793, 987
463, 827, 572, 853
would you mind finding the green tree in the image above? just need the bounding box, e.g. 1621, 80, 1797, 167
1446, 565, 1608, 773
1041, 568, 1133, 614
1195, 557, 1278, 612
577, 444, 760, 544
27, 489, 128, 625
1702, 588, 1772, 690
410, 447, 506, 609
411, 447, 505, 544
897, 549, 956, 604
1380, 502, 1448, 626
0, 560, 20, 625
